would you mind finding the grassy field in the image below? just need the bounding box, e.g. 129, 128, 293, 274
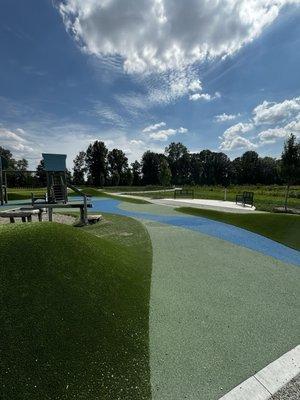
6, 187, 149, 204
0, 215, 152, 399
126, 185, 300, 212
178, 207, 300, 250
7, 185, 300, 211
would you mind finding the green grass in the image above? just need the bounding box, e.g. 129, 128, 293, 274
7, 187, 150, 204
7, 188, 46, 201
178, 207, 300, 250
0, 215, 152, 399
131, 185, 300, 212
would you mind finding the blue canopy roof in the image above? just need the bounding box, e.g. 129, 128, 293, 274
42, 153, 66, 172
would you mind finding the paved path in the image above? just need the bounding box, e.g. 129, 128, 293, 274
143, 220, 299, 400
92, 199, 300, 266
2, 197, 300, 399
154, 198, 259, 213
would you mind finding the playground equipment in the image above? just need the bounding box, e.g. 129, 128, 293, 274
42, 153, 68, 204
0, 156, 8, 206
0, 153, 92, 224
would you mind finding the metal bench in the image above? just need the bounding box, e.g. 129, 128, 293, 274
174, 189, 195, 199
236, 191, 254, 207
31, 192, 47, 205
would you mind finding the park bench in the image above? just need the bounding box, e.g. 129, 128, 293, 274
235, 191, 254, 207
0, 208, 43, 223
174, 189, 195, 199
31, 192, 47, 205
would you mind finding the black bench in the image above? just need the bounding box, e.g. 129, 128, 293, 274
236, 191, 254, 207
31, 192, 47, 205
174, 189, 195, 199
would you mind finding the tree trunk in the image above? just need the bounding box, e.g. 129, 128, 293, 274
224, 187, 227, 201
284, 183, 290, 212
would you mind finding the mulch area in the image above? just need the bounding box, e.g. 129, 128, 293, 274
271, 374, 300, 400
0, 213, 76, 225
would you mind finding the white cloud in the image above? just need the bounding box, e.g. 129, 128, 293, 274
253, 97, 300, 125
130, 139, 144, 145
143, 122, 166, 133
0, 127, 37, 159
219, 95, 300, 150
188, 79, 202, 92
258, 118, 300, 143
59, 0, 299, 74
149, 128, 177, 141
143, 122, 188, 141
219, 122, 254, 150
215, 113, 240, 122
224, 136, 258, 150
189, 92, 220, 102
178, 127, 188, 133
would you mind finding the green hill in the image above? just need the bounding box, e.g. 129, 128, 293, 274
0, 219, 152, 399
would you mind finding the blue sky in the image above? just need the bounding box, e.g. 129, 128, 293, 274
0, 0, 300, 169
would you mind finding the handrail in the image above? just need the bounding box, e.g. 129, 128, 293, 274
67, 183, 89, 197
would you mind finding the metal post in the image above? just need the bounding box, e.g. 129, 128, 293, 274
83, 195, 88, 224
0, 158, 3, 206
48, 207, 53, 222
4, 172, 8, 203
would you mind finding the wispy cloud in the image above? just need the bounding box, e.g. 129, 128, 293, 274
214, 113, 240, 122
143, 122, 188, 141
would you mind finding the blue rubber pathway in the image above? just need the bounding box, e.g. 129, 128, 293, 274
90, 199, 300, 266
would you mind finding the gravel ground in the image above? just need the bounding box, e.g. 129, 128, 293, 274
0, 213, 76, 225
271, 374, 300, 400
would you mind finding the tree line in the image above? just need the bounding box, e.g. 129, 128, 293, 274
72, 134, 300, 188
1, 134, 299, 189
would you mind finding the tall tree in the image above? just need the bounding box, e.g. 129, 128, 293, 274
165, 142, 189, 185
281, 134, 300, 211
85, 141, 108, 187
141, 151, 161, 185
107, 149, 129, 186
0, 146, 14, 167
131, 160, 142, 186
190, 153, 203, 185
73, 151, 86, 185
35, 160, 47, 187
158, 158, 172, 187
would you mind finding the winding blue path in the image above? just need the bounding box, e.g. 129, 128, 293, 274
91, 198, 300, 267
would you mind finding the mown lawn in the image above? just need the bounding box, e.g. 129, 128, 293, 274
178, 207, 300, 250
7, 187, 150, 204
0, 215, 152, 400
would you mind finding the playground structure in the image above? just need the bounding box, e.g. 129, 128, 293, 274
42, 153, 68, 204
0, 153, 92, 224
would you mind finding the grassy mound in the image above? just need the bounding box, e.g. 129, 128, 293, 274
178, 207, 300, 250
0, 219, 152, 399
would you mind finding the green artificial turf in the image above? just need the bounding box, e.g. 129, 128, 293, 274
178, 207, 300, 250
0, 216, 152, 400
146, 221, 300, 399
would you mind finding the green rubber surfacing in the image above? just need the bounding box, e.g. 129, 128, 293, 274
144, 220, 300, 400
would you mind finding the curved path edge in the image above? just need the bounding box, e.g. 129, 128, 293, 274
219, 345, 300, 400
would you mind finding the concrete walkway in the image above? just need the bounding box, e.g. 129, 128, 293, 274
111, 192, 260, 213
154, 198, 258, 213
